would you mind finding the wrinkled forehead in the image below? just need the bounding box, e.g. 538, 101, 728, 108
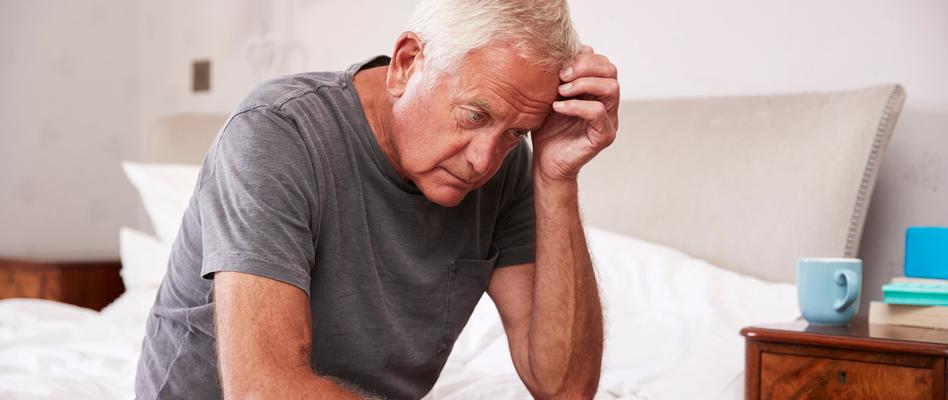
442, 45, 561, 116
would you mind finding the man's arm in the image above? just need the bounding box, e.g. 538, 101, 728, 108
487, 179, 604, 399
214, 271, 379, 399
487, 45, 618, 399
533, 176, 604, 396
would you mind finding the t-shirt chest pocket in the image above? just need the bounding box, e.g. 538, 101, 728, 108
436, 243, 499, 355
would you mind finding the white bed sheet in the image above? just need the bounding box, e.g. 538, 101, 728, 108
0, 227, 799, 399
0, 289, 155, 399
424, 227, 799, 399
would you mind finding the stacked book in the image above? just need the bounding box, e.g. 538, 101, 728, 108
869, 277, 948, 330
868, 226, 948, 330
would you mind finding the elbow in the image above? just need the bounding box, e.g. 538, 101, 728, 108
531, 383, 598, 400
526, 367, 562, 399
528, 378, 591, 400
529, 370, 600, 400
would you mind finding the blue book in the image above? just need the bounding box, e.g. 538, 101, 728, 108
882, 281, 948, 306
905, 226, 948, 280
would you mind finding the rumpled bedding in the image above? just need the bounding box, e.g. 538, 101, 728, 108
0, 227, 799, 399
0, 289, 155, 399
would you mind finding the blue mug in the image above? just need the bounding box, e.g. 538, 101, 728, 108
797, 258, 862, 326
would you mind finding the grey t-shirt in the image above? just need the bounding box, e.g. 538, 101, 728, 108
134, 55, 536, 399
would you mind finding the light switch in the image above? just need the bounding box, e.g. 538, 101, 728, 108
192, 60, 211, 92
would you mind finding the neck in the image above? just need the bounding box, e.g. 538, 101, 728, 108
353, 67, 408, 182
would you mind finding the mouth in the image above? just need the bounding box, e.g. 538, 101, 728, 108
442, 168, 476, 188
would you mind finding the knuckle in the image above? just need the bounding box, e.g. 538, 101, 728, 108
608, 79, 620, 93
594, 102, 607, 114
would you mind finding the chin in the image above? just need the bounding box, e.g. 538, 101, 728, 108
419, 183, 469, 207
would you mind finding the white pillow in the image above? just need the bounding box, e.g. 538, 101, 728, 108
121, 161, 201, 244
430, 227, 800, 400
118, 227, 172, 291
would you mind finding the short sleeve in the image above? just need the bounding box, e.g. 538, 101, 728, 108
197, 107, 318, 296
492, 142, 536, 268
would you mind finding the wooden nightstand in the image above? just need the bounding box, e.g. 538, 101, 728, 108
741, 318, 948, 399
0, 258, 125, 310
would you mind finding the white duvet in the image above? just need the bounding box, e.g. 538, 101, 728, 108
0, 226, 799, 400
0, 291, 155, 399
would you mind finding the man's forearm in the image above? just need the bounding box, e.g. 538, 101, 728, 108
214, 273, 383, 400
527, 173, 604, 397
223, 368, 382, 399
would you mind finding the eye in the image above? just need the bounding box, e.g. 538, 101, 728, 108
501, 129, 529, 146
458, 107, 490, 129
509, 129, 530, 139
467, 109, 486, 123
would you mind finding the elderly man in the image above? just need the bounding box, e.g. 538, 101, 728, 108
135, 0, 618, 398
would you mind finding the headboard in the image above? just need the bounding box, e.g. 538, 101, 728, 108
147, 84, 905, 284
580, 84, 905, 283
145, 114, 229, 164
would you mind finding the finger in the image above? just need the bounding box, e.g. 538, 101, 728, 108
561, 52, 617, 81
580, 45, 594, 54
558, 77, 620, 106
551, 99, 612, 134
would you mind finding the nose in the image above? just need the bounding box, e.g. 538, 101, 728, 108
465, 131, 504, 176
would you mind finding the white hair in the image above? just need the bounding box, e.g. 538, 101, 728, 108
406, 0, 582, 75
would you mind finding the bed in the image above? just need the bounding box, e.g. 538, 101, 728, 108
0, 83, 905, 399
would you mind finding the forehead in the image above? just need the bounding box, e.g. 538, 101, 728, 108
448, 45, 561, 121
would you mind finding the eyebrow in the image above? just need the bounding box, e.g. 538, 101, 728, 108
468, 98, 493, 113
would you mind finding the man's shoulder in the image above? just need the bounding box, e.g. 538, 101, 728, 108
233, 70, 348, 115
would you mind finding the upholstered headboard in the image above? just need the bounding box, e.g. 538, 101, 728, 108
145, 114, 229, 164
580, 84, 905, 283
146, 84, 905, 284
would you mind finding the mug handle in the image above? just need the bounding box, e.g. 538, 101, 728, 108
832, 270, 860, 312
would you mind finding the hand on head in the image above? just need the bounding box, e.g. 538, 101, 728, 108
532, 45, 620, 182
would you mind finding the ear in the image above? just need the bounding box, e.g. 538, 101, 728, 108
386, 31, 425, 97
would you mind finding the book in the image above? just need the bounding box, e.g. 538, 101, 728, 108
882, 281, 948, 306
868, 301, 948, 330
892, 276, 948, 285
905, 226, 948, 280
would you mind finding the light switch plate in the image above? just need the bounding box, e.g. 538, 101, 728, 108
192, 60, 211, 92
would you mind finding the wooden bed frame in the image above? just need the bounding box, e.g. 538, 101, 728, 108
0, 258, 124, 310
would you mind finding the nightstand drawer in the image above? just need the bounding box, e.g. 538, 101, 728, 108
760, 352, 933, 399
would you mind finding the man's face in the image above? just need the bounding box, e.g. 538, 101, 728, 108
389, 45, 561, 207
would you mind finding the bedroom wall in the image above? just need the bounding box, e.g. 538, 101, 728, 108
2, 1, 943, 312
138, 0, 948, 310
0, 0, 141, 259
567, 0, 948, 312
137, 0, 414, 137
